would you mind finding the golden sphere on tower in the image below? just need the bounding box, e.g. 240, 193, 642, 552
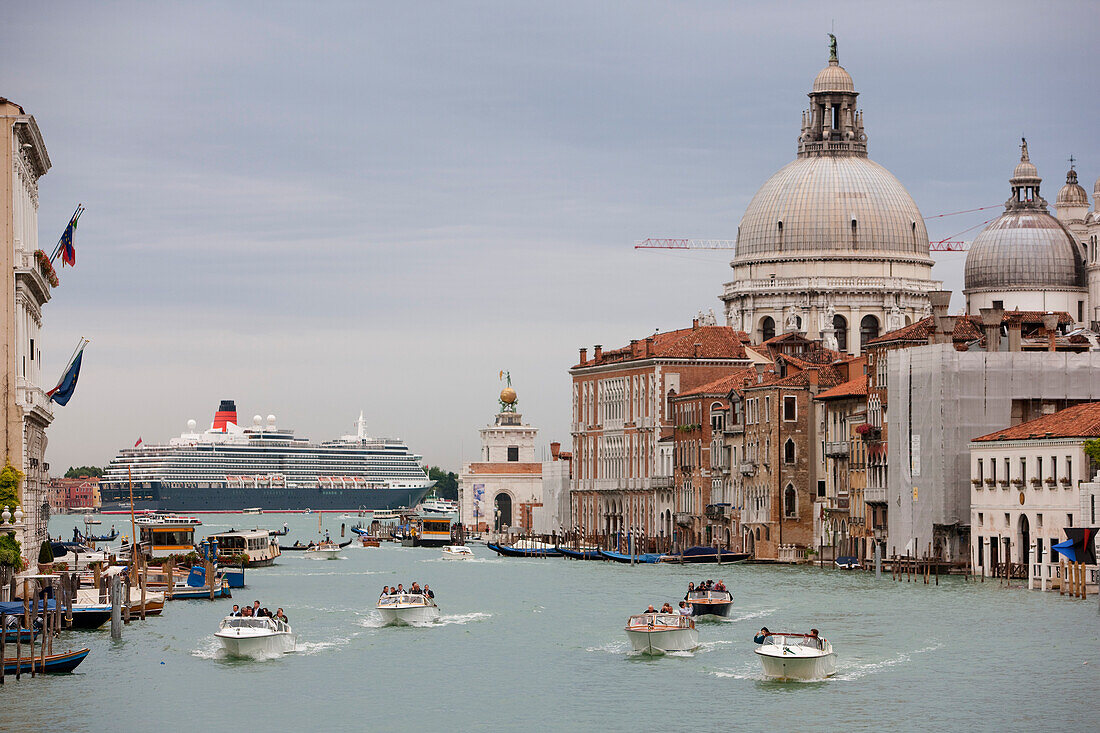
500, 387, 517, 405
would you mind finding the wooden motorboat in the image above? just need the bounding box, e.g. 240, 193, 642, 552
304, 541, 344, 559
2, 648, 91, 675
754, 633, 836, 680
624, 613, 698, 655
685, 589, 733, 618
376, 593, 440, 626
215, 616, 295, 658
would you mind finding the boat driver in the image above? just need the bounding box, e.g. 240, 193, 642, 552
753, 627, 770, 644
809, 628, 822, 649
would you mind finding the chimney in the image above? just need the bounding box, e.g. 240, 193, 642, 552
979, 307, 1004, 353
807, 368, 819, 387
594, 344, 602, 361
550, 442, 561, 461
693, 342, 701, 358
692, 318, 699, 330
630, 339, 638, 357
754, 363, 767, 384
645, 336, 654, 357
579, 347, 587, 364
1042, 313, 1060, 351
1006, 319, 1022, 352
935, 315, 957, 343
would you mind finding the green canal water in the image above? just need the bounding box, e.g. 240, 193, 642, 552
6, 512, 1098, 730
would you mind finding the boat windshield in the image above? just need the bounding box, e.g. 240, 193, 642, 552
762, 634, 825, 650
219, 617, 289, 632
626, 613, 694, 629
686, 590, 730, 601
378, 594, 431, 606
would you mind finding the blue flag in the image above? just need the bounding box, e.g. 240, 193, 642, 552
47, 340, 86, 406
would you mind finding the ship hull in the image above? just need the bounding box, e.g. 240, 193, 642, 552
99, 483, 433, 513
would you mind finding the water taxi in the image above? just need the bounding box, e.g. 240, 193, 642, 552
304, 540, 343, 559
242, 507, 263, 515
400, 517, 452, 548
376, 593, 440, 626
134, 515, 201, 558
754, 633, 836, 680
686, 589, 734, 618
624, 613, 698, 655
214, 616, 296, 658
209, 529, 282, 567
441, 545, 473, 560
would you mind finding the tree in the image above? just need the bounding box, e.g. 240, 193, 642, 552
65, 465, 103, 478
1084, 439, 1100, 479
427, 467, 459, 500
38, 539, 54, 565
0, 460, 24, 512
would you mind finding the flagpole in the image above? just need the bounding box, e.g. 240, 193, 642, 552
49, 204, 83, 264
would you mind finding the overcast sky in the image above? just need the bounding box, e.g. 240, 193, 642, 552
3, 1, 1097, 473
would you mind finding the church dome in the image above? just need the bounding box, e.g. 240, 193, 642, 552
812, 61, 855, 93
735, 156, 930, 260
965, 142, 1085, 292
1056, 167, 1088, 207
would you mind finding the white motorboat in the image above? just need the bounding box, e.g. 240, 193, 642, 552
754, 633, 836, 680
420, 497, 459, 514
376, 593, 440, 626
624, 613, 699, 655
214, 616, 296, 658
305, 541, 342, 559
441, 545, 473, 560
242, 507, 263, 515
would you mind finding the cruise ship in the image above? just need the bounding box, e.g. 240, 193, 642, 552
100, 401, 434, 512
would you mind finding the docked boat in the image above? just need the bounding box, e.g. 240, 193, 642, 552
400, 517, 453, 548
376, 593, 440, 626
371, 508, 405, 521
834, 555, 861, 570
419, 496, 459, 514
214, 616, 296, 658
131, 515, 202, 558
210, 529, 282, 567
657, 546, 751, 564
304, 541, 343, 559
685, 589, 733, 618
598, 549, 662, 564
99, 404, 434, 512
487, 542, 562, 558
754, 633, 837, 680
2, 648, 91, 675
559, 547, 601, 560
624, 613, 699, 655
441, 545, 473, 560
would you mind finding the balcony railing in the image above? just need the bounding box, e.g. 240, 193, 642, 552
704, 504, 732, 521
650, 475, 673, 489
864, 486, 887, 504
828, 495, 850, 511
825, 441, 849, 458
739, 462, 756, 476
673, 511, 693, 527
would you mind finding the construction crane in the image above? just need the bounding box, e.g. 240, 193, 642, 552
634, 205, 1003, 253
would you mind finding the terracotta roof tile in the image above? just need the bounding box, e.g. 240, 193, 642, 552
675, 368, 759, 398
869, 311, 1075, 348
576, 326, 750, 367
973, 402, 1100, 441
815, 374, 868, 400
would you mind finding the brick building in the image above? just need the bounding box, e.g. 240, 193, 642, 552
814, 365, 869, 560
569, 322, 755, 551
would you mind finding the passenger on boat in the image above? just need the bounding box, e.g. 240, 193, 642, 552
715, 580, 727, 592
395, 583, 405, 595
380, 586, 391, 598
253, 600, 261, 614
677, 601, 692, 616
230, 604, 241, 617
685, 582, 695, 598
410, 582, 422, 594
275, 608, 289, 623
644, 604, 657, 613
659, 603, 674, 614
422, 584, 434, 599
753, 627, 770, 644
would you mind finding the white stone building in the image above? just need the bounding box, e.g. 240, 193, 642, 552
969, 401, 1100, 589
720, 41, 939, 354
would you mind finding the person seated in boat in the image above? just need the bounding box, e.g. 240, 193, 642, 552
409, 582, 422, 594
715, 580, 726, 592
659, 602, 674, 614
395, 583, 405, 595
644, 604, 657, 614
685, 582, 695, 598
241, 606, 253, 617
808, 628, 823, 649
380, 586, 391, 598
753, 627, 770, 644
422, 584, 434, 600
275, 608, 289, 624
677, 601, 692, 616
230, 604, 241, 617
306, 541, 315, 548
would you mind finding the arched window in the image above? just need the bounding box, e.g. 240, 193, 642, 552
761, 316, 775, 342
833, 314, 848, 352
784, 485, 797, 518
860, 315, 880, 347
784, 439, 795, 464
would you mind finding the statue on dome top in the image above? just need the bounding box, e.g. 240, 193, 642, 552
828, 33, 838, 63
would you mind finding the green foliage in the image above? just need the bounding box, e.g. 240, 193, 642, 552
1083, 439, 1100, 467
427, 467, 459, 500
0, 460, 24, 511
65, 465, 103, 478
0, 533, 23, 570
38, 540, 54, 564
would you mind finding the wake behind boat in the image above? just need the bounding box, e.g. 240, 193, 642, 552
624, 613, 698, 655
754, 632, 836, 680
214, 616, 296, 658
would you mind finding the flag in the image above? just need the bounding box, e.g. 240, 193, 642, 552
53, 205, 84, 267
1052, 527, 1098, 564
46, 339, 87, 406
134, 437, 143, 448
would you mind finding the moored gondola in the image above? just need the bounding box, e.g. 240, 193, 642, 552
558, 547, 602, 560
486, 542, 562, 558
657, 546, 751, 564
597, 549, 662, 564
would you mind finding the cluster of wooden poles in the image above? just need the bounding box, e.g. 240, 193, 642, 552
1059, 560, 1089, 599
0, 573, 79, 684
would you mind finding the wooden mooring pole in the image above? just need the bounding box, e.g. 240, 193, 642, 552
110, 574, 122, 640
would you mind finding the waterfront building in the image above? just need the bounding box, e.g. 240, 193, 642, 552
48, 476, 99, 511
569, 322, 753, 549
970, 402, 1100, 589
720, 41, 940, 353
1, 96, 54, 560
965, 141, 1089, 319
458, 380, 570, 536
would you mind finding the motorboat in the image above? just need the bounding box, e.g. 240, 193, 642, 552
214, 616, 296, 658
420, 497, 459, 514
209, 529, 282, 567
754, 633, 836, 680
441, 545, 473, 560
376, 593, 440, 626
834, 555, 861, 570
685, 589, 734, 618
304, 541, 343, 559
242, 507, 263, 515
624, 613, 698, 655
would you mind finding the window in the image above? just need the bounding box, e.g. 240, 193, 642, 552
784, 439, 795, 464
765, 396, 771, 422
860, 315, 880, 348
1004, 458, 1010, 483
1051, 456, 1057, 482
1037, 457, 1043, 482
1004, 513, 1010, 527
1067, 513, 1073, 527
1020, 457, 1026, 482
833, 314, 848, 352
977, 538, 984, 566
992, 300, 1004, 310
783, 396, 797, 421
784, 486, 797, 518
977, 512, 984, 526
991, 460, 997, 483
761, 316, 775, 342
507, 446, 519, 462
977, 459, 984, 482
1066, 456, 1072, 484
817, 480, 826, 499
1036, 513, 1043, 528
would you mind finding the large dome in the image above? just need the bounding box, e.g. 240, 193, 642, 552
734, 156, 930, 261
964, 212, 1084, 291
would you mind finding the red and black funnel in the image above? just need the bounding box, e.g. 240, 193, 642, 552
212, 400, 238, 432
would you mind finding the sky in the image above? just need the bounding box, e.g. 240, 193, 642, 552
2, 1, 1098, 473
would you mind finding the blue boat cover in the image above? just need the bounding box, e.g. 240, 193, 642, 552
0, 599, 57, 615
187, 566, 207, 587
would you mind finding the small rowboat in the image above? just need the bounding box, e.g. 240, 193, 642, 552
2, 627, 40, 644
2, 648, 91, 675
376, 593, 440, 626
624, 613, 698, 655
755, 633, 836, 680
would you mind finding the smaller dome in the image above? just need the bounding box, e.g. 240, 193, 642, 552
812, 61, 855, 93
1056, 168, 1088, 207
1011, 138, 1040, 183
500, 387, 517, 405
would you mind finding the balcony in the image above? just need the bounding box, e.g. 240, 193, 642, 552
739, 462, 756, 476
864, 486, 887, 504
825, 441, 849, 458
828, 495, 850, 511
18, 381, 54, 425
650, 475, 673, 489
674, 511, 693, 527
705, 504, 732, 521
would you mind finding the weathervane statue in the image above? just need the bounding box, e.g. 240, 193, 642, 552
498, 370, 518, 413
